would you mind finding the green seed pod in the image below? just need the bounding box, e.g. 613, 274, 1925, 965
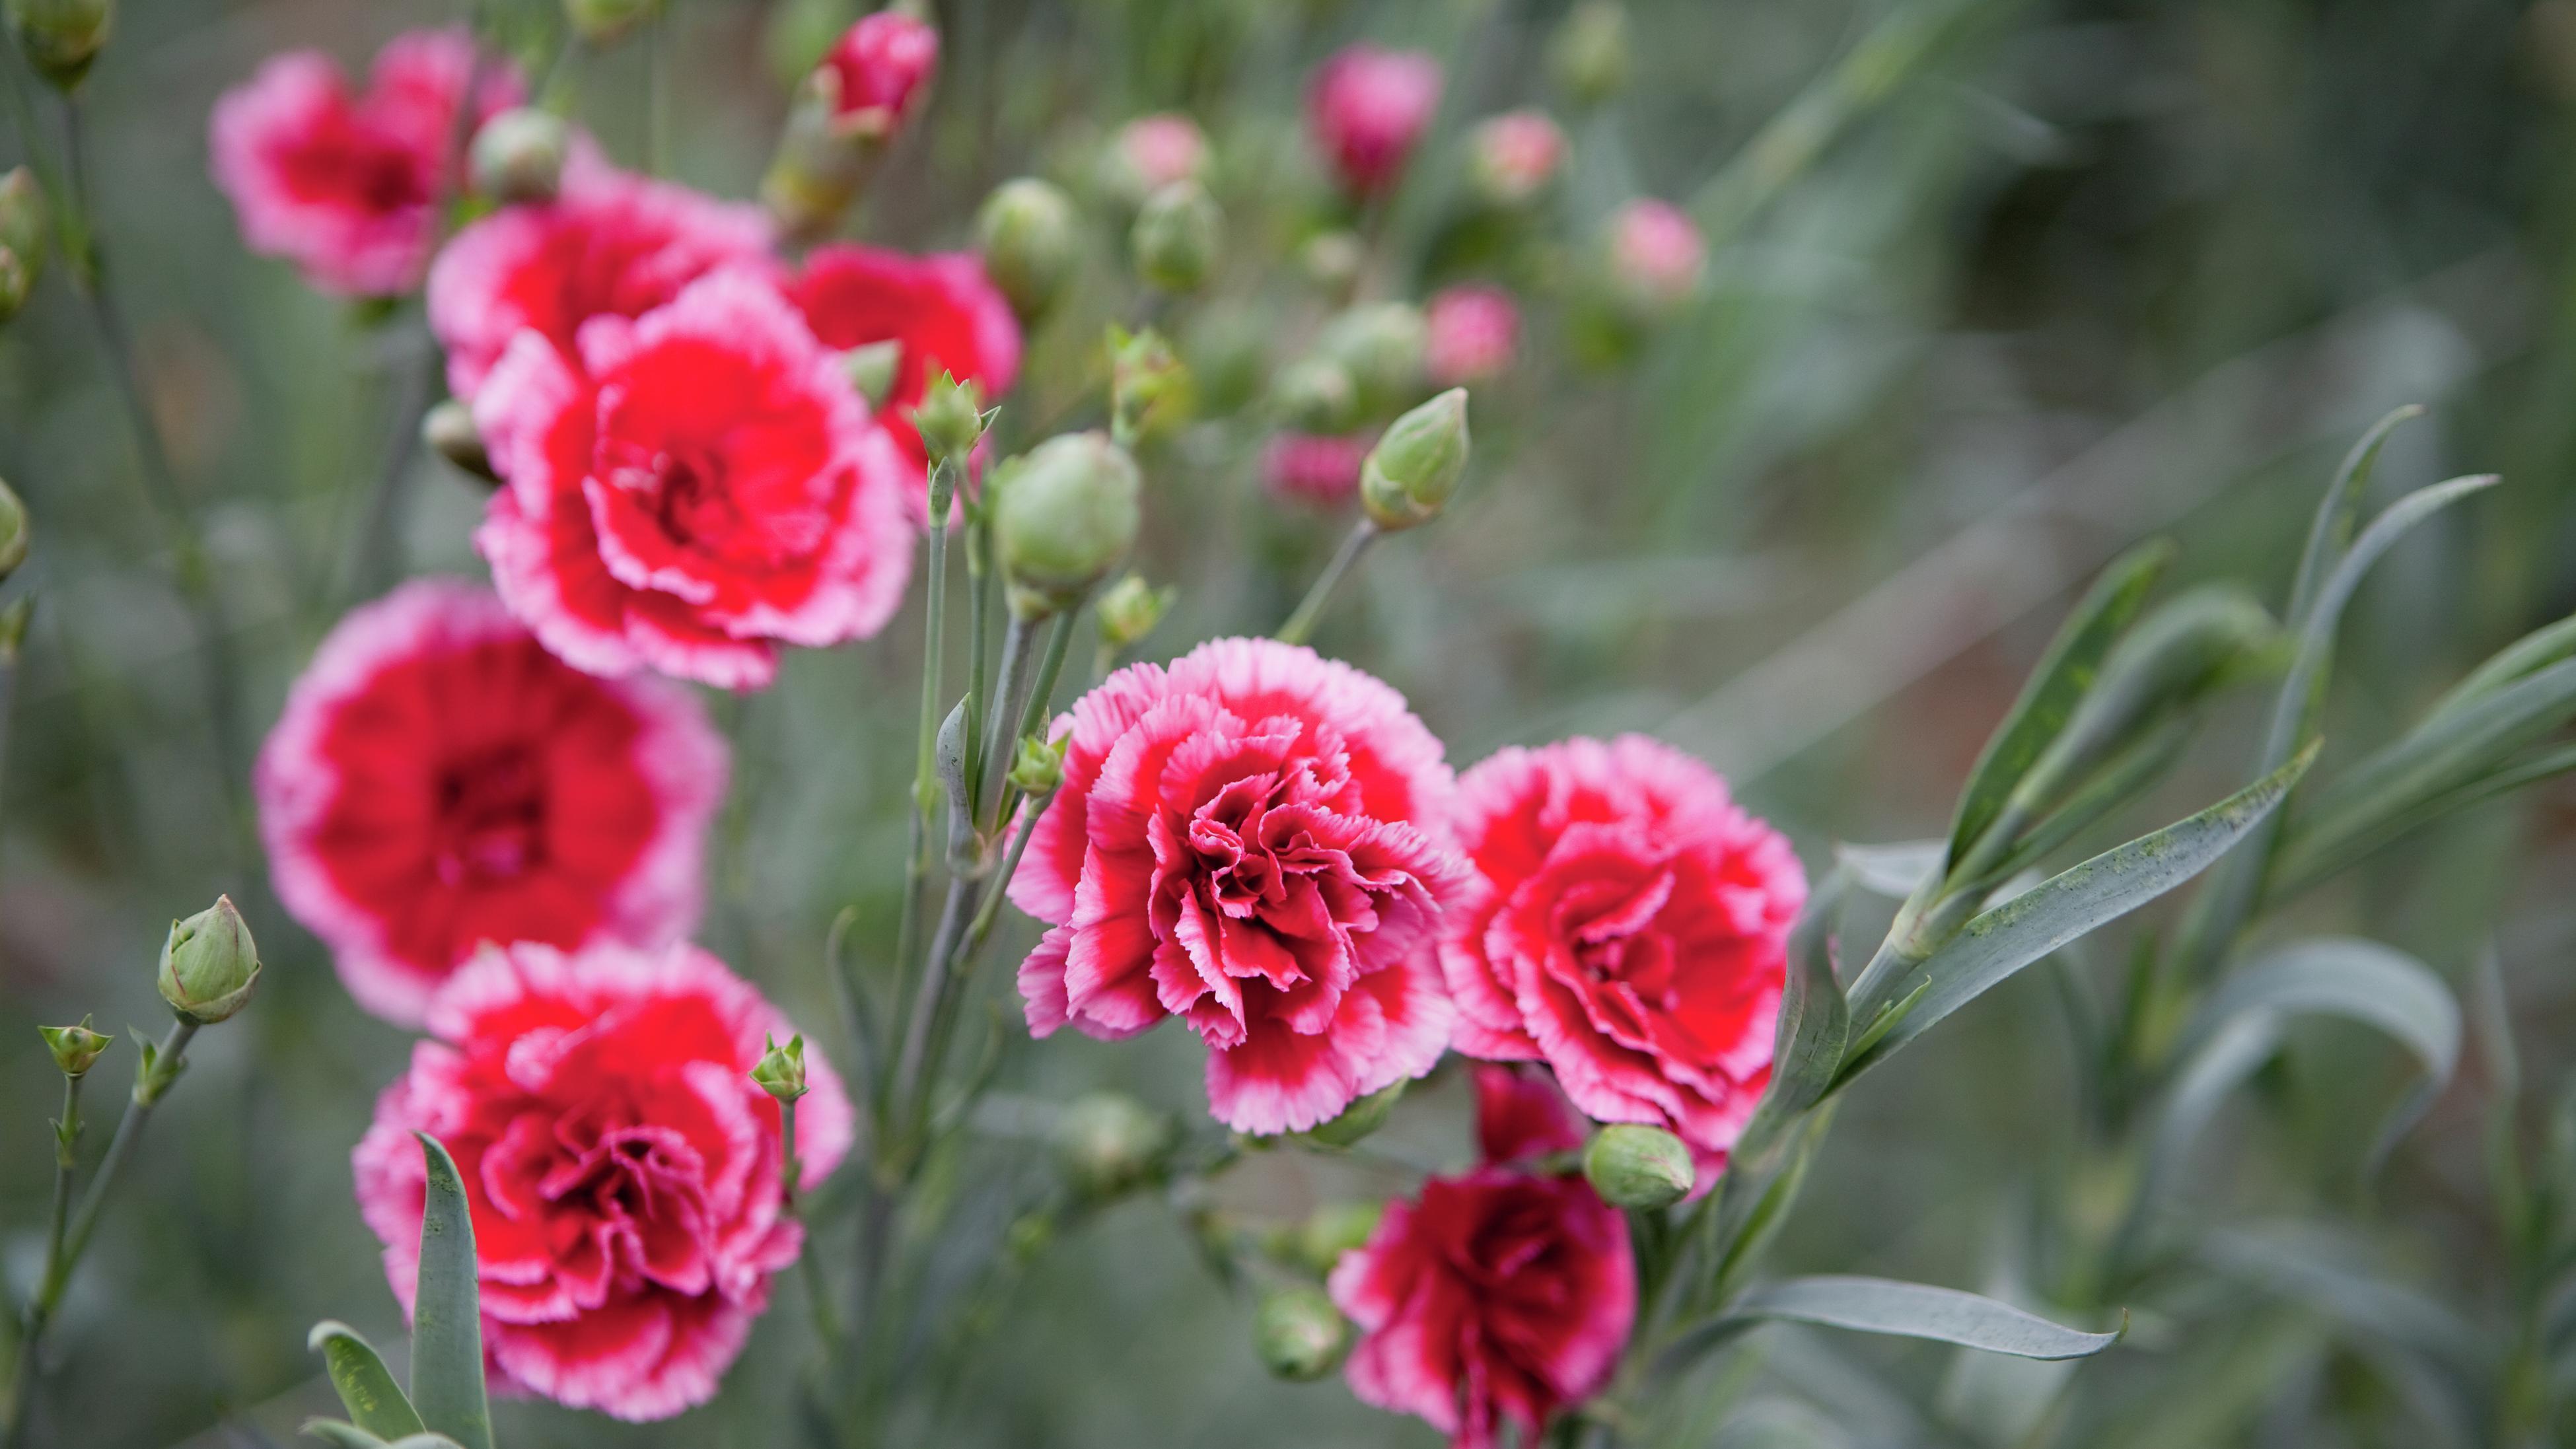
1582, 1123, 1693, 1209
1294, 1200, 1383, 1275
157, 895, 262, 1026
38, 1017, 111, 1079
421, 400, 495, 483
1359, 389, 1470, 533
749, 1034, 808, 1103
1254, 1284, 1350, 1381
0, 474, 27, 583
1129, 179, 1222, 294
470, 108, 569, 205
1054, 1090, 1176, 1199
7, 0, 113, 89
975, 177, 1079, 322
993, 431, 1143, 618
1094, 573, 1175, 653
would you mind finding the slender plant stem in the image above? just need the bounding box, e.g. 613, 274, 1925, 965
962, 789, 1052, 961
976, 612, 1041, 824
0, 647, 17, 826
960, 522, 995, 812
62, 1020, 195, 1269
1277, 520, 1378, 647
643, 6, 670, 176
892, 875, 978, 1143
4, 1076, 79, 1446
912, 462, 956, 824
992, 611, 1076, 829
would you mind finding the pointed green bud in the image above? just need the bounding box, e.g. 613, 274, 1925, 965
1254, 1284, 1349, 1381
565, 0, 657, 45
421, 401, 495, 483
1550, 0, 1631, 109
1270, 357, 1358, 435
1108, 326, 1193, 446
1316, 302, 1427, 415
38, 1016, 110, 1079
910, 371, 989, 466
6, 0, 113, 89
840, 339, 904, 411
1007, 732, 1067, 798
1094, 573, 1174, 653
1360, 388, 1470, 532
750, 1033, 808, 1103
470, 108, 569, 205
1583, 1123, 1692, 1209
1054, 1090, 1176, 1199
974, 177, 1079, 322
1129, 179, 1221, 293
1294, 1200, 1382, 1275
992, 431, 1143, 618
157, 895, 261, 1025
0, 474, 26, 583
1303, 1078, 1404, 1148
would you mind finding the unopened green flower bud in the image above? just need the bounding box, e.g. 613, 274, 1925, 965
7, 0, 112, 89
1129, 179, 1221, 294
1359, 388, 1470, 532
1254, 1284, 1349, 1381
1270, 357, 1358, 435
1583, 1123, 1692, 1209
0, 474, 26, 583
564, 0, 657, 45
1007, 732, 1067, 797
470, 108, 568, 205
1316, 302, 1427, 416
993, 431, 1142, 617
1550, 0, 1631, 109
1094, 573, 1174, 653
975, 177, 1079, 322
0, 167, 48, 295
1109, 326, 1193, 446
839, 339, 903, 411
38, 1017, 110, 1079
1300, 230, 1365, 295
0, 598, 29, 664
421, 400, 495, 483
1054, 1090, 1175, 1199
157, 895, 261, 1025
1295, 1200, 1382, 1275
750, 1033, 808, 1102
910, 372, 989, 466
1304, 1078, 1404, 1148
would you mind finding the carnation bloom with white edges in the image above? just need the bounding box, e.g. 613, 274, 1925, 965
353, 940, 853, 1423
1009, 637, 1471, 1134
256, 579, 725, 1026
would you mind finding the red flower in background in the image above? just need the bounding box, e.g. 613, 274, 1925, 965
1009, 637, 1470, 1135
787, 244, 1021, 509
820, 10, 939, 135
473, 267, 914, 690
1262, 431, 1375, 507
1608, 199, 1707, 312
1443, 735, 1803, 1166
353, 941, 853, 1422
211, 28, 522, 297
256, 580, 725, 1026
1330, 1065, 1635, 1448
1425, 285, 1520, 387
1308, 45, 1442, 197
427, 160, 771, 397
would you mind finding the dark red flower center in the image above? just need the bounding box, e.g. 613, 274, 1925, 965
433, 744, 548, 883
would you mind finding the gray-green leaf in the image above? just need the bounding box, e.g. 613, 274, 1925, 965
1718, 1276, 2122, 1361
307, 1320, 424, 1440
302, 1423, 392, 1449
410, 1133, 493, 1449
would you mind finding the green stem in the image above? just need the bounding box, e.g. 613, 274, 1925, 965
643, 5, 670, 176
62, 1020, 195, 1270
993, 612, 1077, 830
976, 611, 1043, 826
1277, 520, 1377, 647
960, 521, 995, 812
4, 1076, 78, 1446
912, 460, 955, 826
780, 1098, 845, 1353
891, 875, 979, 1145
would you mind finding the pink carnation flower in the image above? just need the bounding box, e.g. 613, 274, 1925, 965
427, 160, 771, 398
1105, 113, 1210, 201
1424, 285, 1520, 386
1443, 735, 1803, 1166
256, 579, 725, 1026
1008, 637, 1471, 1135
1262, 431, 1375, 507
473, 268, 915, 691
353, 940, 853, 1422
820, 10, 939, 135
1468, 110, 1565, 207
1307, 46, 1443, 197
1608, 199, 1707, 312
211, 28, 522, 297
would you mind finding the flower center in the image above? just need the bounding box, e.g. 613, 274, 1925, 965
1558, 867, 1680, 1000
431, 744, 547, 883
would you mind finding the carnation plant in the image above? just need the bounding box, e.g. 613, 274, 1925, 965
0, 1, 2563, 1447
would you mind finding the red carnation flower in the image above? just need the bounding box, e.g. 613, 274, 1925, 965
787, 244, 1021, 509
1444, 735, 1803, 1165
1330, 1066, 1635, 1448
353, 941, 853, 1422
1008, 637, 1470, 1135
211, 28, 522, 297
820, 11, 939, 136
256, 580, 725, 1026
427, 160, 771, 398
472, 267, 915, 690
1307, 45, 1443, 197
1262, 430, 1375, 507
1425, 285, 1520, 387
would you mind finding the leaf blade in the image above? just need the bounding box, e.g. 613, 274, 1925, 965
409, 1133, 493, 1449
306, 1321, 425, 1440
1721, 1276, 2124, 1361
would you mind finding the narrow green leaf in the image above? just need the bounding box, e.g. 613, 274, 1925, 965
1984, 713, 2195, 884
2285, 404, 2422, 629
1711, 1113, 1828, 1304
387, 1438, 469, 1449
409, 1133, 493, 1449
1833, 980, 1927, 1088
1841, 744, 2316, 1082
1945, 540, 2171, 870
300, 1422, 392, 1449
1717, 1277, 2124, 1361
306, 1321, 424, 1439
2423, 612, 2576, 726
1835, 840, 1943, 900
1734, 872, 1849, 1162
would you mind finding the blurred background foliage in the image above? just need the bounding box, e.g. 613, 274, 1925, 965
2, 0, 2574, 1444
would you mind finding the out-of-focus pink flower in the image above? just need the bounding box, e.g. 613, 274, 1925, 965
1443, 735, 1803, 1168
211, 28, 522, 297
1608, 199, 1707, 312
1424, 285, 1520, 386
1262, 431, 1375, 507
473, 269, 914, 691
1105, 113, 1210, 201
353, 940, 853, 1423
256, 580, 725, 1026
820, 11, 939, 136
786, 244, 1021, 511
1468, 110, 1565, 207
1007, 637, 1470, 1135
1329, 1064, 1634, 1448
1307, 46, 1443, 197
427, 160, 771, 398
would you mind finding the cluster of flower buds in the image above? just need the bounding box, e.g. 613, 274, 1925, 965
7, 0, 112, 89
762, 7, 940, 238
975, 177, 1079, 322
993, 431, 1142, 619
0, 167, 49, 326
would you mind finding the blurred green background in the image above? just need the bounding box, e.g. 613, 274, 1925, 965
2, 0, 2573, 1444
